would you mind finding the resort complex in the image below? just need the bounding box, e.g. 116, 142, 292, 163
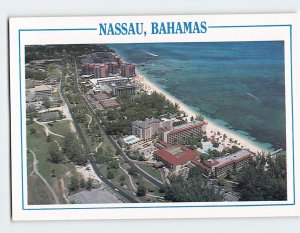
25, 44, 287, 205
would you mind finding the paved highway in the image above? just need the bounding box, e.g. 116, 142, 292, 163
60, 65, 139, 203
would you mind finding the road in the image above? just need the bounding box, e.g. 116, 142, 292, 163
28, 149, 60, 204
61, 63, 139, 203
72, 60, 164, 189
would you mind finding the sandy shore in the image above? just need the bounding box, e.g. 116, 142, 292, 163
133, 71, 269, 154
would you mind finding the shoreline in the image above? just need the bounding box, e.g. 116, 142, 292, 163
132, 70, 271, 154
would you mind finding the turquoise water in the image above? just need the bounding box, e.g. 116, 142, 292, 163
110, 42, 285, 150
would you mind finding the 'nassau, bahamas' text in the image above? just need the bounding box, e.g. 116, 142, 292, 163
98, 21, 207, 36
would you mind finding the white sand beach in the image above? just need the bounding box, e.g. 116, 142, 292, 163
133, 71, 270, 154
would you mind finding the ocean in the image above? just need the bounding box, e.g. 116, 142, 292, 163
110, 42, 286, 150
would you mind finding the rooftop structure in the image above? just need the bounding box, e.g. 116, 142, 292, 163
92, 92, 111, 101
192, 149, 254, 177
34, 85, 51, 92
154, 145, 196, 172
99, 99, 120, 108
111, 83, 137, 96
89, 77, 128, 87
33, 85, 52, 99
132, 118, 160, 129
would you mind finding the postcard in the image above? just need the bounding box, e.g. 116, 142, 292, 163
9, 14, 300, 220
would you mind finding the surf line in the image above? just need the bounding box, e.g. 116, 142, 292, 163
246, 92, 260, 102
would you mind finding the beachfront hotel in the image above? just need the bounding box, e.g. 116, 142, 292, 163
132, 118, 207, 144
121, 63, 135, 77
132, 118, 172, 141
192, 149, 254, 177
159, 120, 207, 145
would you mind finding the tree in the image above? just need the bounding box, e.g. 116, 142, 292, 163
79, 177, 86, 188
212, 141, 220, 148
48, 142, 63, 163
119, 175, 126, 186
85, 178, 93, 191
164, 173, 223, 202
68, 172, 80, 193
218, 177, 226, 186
109, 159, 120, 169
27, 105, 38, 122
136, 183, 147, 197
47, 135, 53, 142
236, 153, 287, 201
128, 167, 137, 176
107, 170, 114, 179
51, 169, 56, 177
42, 98, 51, 109
62, 132, 87, 165
29, 127, 37, 135
196, 114, 204, 121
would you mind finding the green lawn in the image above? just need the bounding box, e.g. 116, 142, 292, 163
26, 123, 76, 204
137, 163, 163, 182
27, 149, 33, 176
48, 119, 72, 137
99, 164, 136, 192
27, 174, 56, 205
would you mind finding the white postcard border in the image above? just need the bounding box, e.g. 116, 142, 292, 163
9, 14, 299, 220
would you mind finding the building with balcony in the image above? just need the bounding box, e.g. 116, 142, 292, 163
192, 149, 254, 177
132, 118, 173, 141
160, 120, 207, 145
121, 63, 135, 77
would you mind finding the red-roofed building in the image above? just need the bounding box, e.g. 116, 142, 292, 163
154, 145, 196, 172
92, 92, 111, 101
192, 149, 254, 177
99, 99, 120, 108
191, 159, 212, 176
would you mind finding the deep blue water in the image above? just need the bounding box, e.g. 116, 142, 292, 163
110, 42, 285, 150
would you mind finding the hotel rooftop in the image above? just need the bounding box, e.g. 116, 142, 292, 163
170, 120, 207, 134
154, 145, 196, 165
203, 149, 253, 169
132, 118, 160, 129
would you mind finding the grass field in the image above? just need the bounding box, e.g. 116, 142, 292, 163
137, 163, 163, 182
47, 119, 72, 136
26, 122, 76, 204
99, 164, 136, 192
27, 174, 56, 205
